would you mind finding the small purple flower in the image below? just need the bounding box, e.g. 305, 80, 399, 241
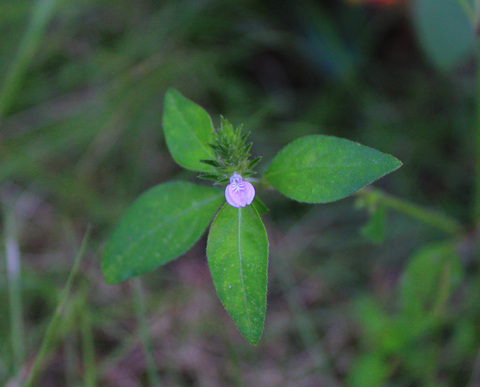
225, 173, 255, 208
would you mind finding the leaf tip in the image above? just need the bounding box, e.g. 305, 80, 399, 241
101, 256, 124, 285
245, 335, 261, 345
165, 87, 178, 97
101, 267, 119, 285
238, 324, 264, 345
392, 156, 403, 170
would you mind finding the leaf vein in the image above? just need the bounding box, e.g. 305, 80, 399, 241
266, 163, 389, 178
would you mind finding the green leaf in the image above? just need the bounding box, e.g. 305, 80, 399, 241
102, 182, 224, 284
400, 241, 463, 319
207, 204, 268, 344
252, 196, 269, 215
355, 298, 415, 354
264, 135, 402, 203
411, 0, 476, 71
163, 89, 215, 172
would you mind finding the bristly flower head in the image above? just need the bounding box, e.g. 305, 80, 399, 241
225, 173, 255, 208
198, 117, 261, 184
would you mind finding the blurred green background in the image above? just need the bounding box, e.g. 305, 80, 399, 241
1, 0, 479, 386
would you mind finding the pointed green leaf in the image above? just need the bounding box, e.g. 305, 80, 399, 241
102, 182, 224, 284
264, 135, 402, 203
163, 89, 215, 172
252, 196, 269, 215
207, 204, 268, 344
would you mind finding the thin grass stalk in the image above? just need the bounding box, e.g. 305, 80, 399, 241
272, 260, 340, 386
0, 0, 59, 120
64, 330, 78, 387
81, 306, 97, 387
24, 227, 90, 387
272, 212, 341, 387
3, 208, 25, 380
132, 278, 161, 387
475, 37, 480, 225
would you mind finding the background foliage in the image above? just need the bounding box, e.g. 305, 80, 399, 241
0, 0, 478, 385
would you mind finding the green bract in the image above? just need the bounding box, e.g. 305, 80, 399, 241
264, 135, 402, 203
198, 117, 260, 184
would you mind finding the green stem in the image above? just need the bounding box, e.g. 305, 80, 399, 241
81, 304, 97, 387
3, 208, 25, 380
359, 188, 464, 235
475, 37, 480, 224
132, 278, 161, 387
457, 0, 475, 24
24, 227, 90, 387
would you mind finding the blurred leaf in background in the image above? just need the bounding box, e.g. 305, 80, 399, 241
411, 0, 476, 71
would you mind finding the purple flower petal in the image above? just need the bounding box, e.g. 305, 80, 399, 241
225, 173, 255, 208
225, 184, 244, 207
243, 181, 255, 205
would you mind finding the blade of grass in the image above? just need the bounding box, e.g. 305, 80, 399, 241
132, 278, 161, 387
475, 38, 480, 224
81, 304, 97, 387
0, 0, 59, 120
24, 226, 91, 387
3, 206, 25, 381
64, 330, 78, 387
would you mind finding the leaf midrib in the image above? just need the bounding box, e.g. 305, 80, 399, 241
237, 208, 252, 332
265, 161, 397, 178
